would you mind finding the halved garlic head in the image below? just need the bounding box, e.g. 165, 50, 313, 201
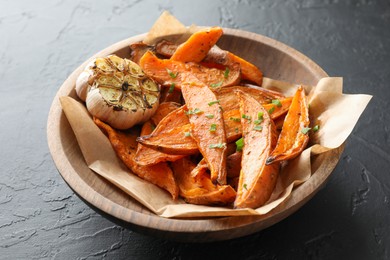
76, 55, 160, 129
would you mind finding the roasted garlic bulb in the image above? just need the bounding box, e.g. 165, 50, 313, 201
75, 55, 160, 129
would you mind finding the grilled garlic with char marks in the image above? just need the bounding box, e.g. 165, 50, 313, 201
76, 55, 160, 129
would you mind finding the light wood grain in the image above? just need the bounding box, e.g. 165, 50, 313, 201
47, 29, 343, 242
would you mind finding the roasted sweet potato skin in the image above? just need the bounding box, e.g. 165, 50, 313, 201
267, 86, 310, 164
181, 82, 228, 185
170, 27, 223, 63
171, 157, 236, 205
234, 91, 280, 209
94, 118, 179, 200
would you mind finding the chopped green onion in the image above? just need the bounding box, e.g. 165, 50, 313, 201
186, 108, 203, 115
243, 183, 248, 190
272, 99, 282, 107
229, 117, 240, 122
168, 83, 175, 93
254, 119, 263, 125
268, 106, 275, 114
209, 143, 226, 149
301, 127, 311, 134
210, 81, 223, 88
224, 67, 230, 79
313, 125, 320, 132
208, 100, 220, 106
257, 111, 264, 120
166, 68, 178, 79
184, 131, 191, 137
254, 125, 263, 131
210, 123, 217, 132
242, 114, 251, 120
235, 137, 244, 152
206, 114, 214, 119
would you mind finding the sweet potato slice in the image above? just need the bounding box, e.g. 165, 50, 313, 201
155, 40, 264, 86
139, 51, 240, 89
138, 97, 292, 155
215, 85, 285, 112
226, 151, 242, 178
181, 82, 228, 185
150, 102, 182, 125
171, 158, 236, 205
93, 118, 179, 200
129, 41, 153, 64
234, 91, 280, 209
266, 86, 310, 164
170, 27, 223, 63
135, 121, 185, 165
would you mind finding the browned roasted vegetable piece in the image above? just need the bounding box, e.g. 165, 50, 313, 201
136, 106, 199, 155
215, 85, 285, 112
226, 151, 242, 178
171, 158, 236, 205
181, 81, 228, 185
135, 121, 185, 165
170, 27, 223, 63
159, 84, 183, 104
150, 102, 182, 125
129, 41, 153, 64
234, 91, 280, 209
155, 40, 264, 86
266, 86, 310, 164
139, 51, 240, 90
138, 97, 292, 155
94, 118, 179, 200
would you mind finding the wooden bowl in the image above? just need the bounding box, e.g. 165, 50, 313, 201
47, 28, 343, 242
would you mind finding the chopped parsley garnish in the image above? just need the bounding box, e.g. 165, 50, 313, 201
166, 68, 178, 79
254, 119, 263, 125
301, 127, 311, 134
208, 100, 220, 106
243, 183, 248, 190
186, 108, 203, 115
210, 81, 223, 88
184, 131, 191, 137
209, 143, 226, 149
235, 137, 244, 152
209, 124, 217, 132
272, 99, 282, 107
313, 125, 320, 132
205, 114, 214, 119
224, 67, 230, 79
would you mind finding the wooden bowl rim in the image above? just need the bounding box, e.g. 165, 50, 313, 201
47, 28, 342, 238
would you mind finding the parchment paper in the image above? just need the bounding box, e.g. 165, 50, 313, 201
59, 12, 372, 218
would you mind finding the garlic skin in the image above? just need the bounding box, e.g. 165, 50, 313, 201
75, 55, 160, 129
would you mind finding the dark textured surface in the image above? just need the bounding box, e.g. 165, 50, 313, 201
1, 0, 389, 259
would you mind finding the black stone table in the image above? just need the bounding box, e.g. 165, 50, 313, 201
1, 0, 389, 258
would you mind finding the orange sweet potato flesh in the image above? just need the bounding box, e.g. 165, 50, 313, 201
267, 86, 310, 164
150, 102, 182, 126
170, 27, 223, 63
155, 40, 264, 86
181, 82, 228, 185
139, 51, 240, 89
135, 120, 185, 165
171, 158, 236, 205
93, 118, 179, 200
138, 94, 292, 156
234, 91, 280, 209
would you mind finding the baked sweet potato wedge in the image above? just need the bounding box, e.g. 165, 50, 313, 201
234, 91, 280, 209
171, 158, 236, 205
135, 120, 185, 165
139, 51, 240, 90
94, 118, 179, 200
181, 82, 228, 185
150, 102, 182, 125
170, 27, 223, 63
266, 86, 310, 164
